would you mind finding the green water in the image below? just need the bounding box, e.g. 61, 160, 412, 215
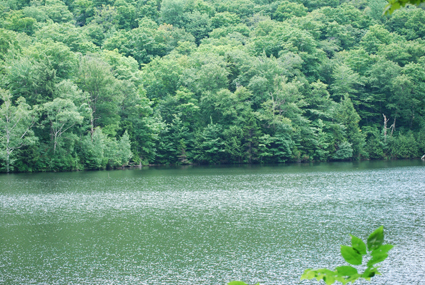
1, 160, 424, 284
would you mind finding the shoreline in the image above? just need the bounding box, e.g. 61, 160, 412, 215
1, 157, 423, 174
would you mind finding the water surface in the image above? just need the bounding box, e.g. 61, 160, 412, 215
1, 160, 424, 284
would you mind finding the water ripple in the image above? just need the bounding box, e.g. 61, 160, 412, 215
0, 161, 424, 284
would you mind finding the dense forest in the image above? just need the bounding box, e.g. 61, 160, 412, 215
0, 0, 424, 172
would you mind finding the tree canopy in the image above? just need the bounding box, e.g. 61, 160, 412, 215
1, 0, 425, 172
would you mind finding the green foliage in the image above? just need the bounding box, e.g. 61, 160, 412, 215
301, 226, 393, 285
384, 0, 425, 15
160, 0, 185, 27
332, 141, 353, 160
386, 132, 419, 158
1, 0, 425, 172
273, 1, 307, 21
193, 122, 226, 163
79, 127, 106, 169
0, 28, 21, 60
41, 0, 74, 23
228, 227, 393, 285
114, 0, 137, 30
0, 89, 38, 172
76, 55, 123, 130
211, 12, 240, 28
42, 98, 84, 153
35, 22, 97, 53
365, 130, 385, 160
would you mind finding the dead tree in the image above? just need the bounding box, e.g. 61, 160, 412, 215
383, 114, 389, 143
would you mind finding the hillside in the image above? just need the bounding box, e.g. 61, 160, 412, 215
1, 0, 425, 171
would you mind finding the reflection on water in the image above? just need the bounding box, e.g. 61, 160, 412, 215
1, 160, 424, 284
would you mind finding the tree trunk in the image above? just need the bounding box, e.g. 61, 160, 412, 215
6, 124, 10, 173
248, 129, 252, 164
54, 138, 57, 153
90, 115, 94, 141
383, 114, 389, 143
390, 117, 396, 137
6, 151, 10, 173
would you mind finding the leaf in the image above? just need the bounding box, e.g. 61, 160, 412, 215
350, 234, 367, 255
315, 269, 337, 275
345, 274, 361, 283
371, 244, 393, 256
301, 269, 316, 280
313, 269, 337, 284
227, 282, 249, 285
323, 274, 336, 285
367, 253, 388, 267
340, 245, 362, 265
362, 267, 381, 279
336, 266, 358, 276
367, 226, 384, 251
334, 275, 350, 285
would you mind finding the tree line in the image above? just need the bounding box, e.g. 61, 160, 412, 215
1, 0, 425, 172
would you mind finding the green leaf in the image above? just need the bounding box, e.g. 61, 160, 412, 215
301, 269, 316, 280
367, 253, 388, 267
372, 244, 393, 256
336, 266, 358, 276
313, 269, 337, 284
350, 234, 367, 255
345, 274, 361, 283
323, 274, 336, 285
227, 282, 249, 285
367, 226, 384, 251
340, 245, 362, 265
316, 269, 337, 275
362, 267, 381, 279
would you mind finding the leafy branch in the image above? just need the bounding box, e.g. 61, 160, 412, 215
301, 226, 393, 285
227, 226, 393, 285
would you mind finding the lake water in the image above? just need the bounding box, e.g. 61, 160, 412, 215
1, 160, 424, 284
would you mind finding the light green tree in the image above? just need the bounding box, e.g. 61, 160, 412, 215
42, 98, 84, 153
76, 55, 123, 137
273, 1, 307, 21
0, 89, 38, 173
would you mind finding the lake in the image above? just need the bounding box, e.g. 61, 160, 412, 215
1, 160, 424, 284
